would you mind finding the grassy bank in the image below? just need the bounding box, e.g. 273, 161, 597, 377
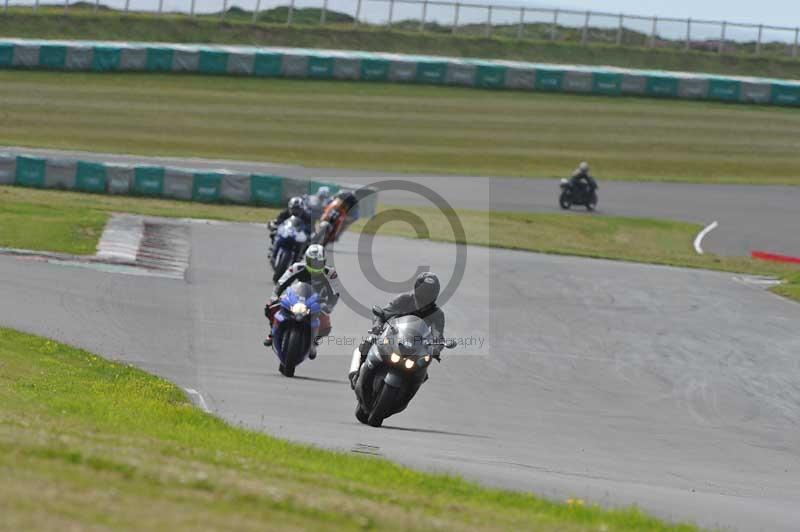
3, 71, 800, 184
0, 326, 697, 531
2, 10, 800, 79
0, 200, 107, 254
2, 185, 798, 301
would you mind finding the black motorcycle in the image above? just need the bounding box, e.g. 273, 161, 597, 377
350, 307, 456, 427
559, 178, 598, 211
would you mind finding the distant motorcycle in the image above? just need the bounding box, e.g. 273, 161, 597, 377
351, 307, 456, 427
270, 215, 309, 283
559, 179, 598, 211
270, 281, 323, 377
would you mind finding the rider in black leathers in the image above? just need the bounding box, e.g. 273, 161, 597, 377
272, 196, 313, 229
568, 161, 598, 197
349, 272, 445, 389
269, 196, 314, 246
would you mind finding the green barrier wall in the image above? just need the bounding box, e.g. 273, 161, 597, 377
0, 39, 797, 108
198, 51, 229, 75
2, 153, 378, 217
192, 172, 223, 202
15, 156, 46, 188
75, 161, 108, 193
535, 69, 563, 91
0, 43, 12, 67
254, 53, 282, 77
250, 174, 284, 205
92, 47, 121, 71
133, 166, 165, 196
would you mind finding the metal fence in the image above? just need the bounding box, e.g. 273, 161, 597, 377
5, 0, 800, 58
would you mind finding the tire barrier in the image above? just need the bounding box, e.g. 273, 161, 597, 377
0, 152, 378, 217
1, 38, 800, 107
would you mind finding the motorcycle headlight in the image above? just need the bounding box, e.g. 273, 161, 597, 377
389, 353, 401, 364
291, 302, 308, 317
421, 355, 431, 364
404, 358, 415, 370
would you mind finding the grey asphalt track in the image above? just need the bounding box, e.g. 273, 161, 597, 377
2, 220, 799, 531
6, 147, 800, 257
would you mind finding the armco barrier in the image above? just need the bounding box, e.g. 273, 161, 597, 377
0, 152, 378, 218
1, 39, 800, 107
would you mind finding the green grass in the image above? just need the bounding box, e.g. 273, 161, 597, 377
0, 326, 698, 531
3, 71, 800, 184
359, 205, 800, 300
3, 185, 799, 302
2, 10, 800, 79
0, 199, 107, 254
0, 185, 279, 254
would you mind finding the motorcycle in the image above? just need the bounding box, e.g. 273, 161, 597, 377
270, 215, 309, 283
350, 307, 456, 427
312, 195, 356, 247
559, 179, 598, 211
270, 281, 322, 377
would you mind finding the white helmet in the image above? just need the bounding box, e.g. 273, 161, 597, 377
288, 196, 304, 217
316, 186, 331, 200
304, 244, 326, 274
579, 161, 589, 172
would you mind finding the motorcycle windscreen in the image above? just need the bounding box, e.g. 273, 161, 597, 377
390, 316, 433, 357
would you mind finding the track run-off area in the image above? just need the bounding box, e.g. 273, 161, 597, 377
2, 150, 800, 530
10, 147, 800, 258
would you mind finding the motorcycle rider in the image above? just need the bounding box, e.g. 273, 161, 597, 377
304, 186, 332, 223
349, 271, 445, 389
568, 161, 598, 197
264, 244, 341, 359
269, 196, 313, 244
317, 189, 361, 244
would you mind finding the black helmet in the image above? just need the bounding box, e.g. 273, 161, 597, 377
413, 272, 440, 309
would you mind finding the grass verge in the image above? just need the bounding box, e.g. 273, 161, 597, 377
2, 10, 800, 79
0, 185, 279, 254
0, 326, 698, 531
2, 70, 800, 184
0, 199, 107, 254
2, 185, 798, 301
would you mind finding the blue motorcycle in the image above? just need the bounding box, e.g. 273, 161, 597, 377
271, 281, 321, 377
270, 215, 309, 283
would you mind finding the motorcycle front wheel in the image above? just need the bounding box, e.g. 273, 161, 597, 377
272, 250, 292, 284
281, 328, 304, 378
355, 404, 369, 425
368, 383, 400, 427
587, 192, 598, 212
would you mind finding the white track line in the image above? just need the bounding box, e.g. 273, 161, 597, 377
693, 221, 719, 255
184, 388, 212, 413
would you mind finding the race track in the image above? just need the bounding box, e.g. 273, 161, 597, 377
8, 147, 800, 257
2, 219, 800, 531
